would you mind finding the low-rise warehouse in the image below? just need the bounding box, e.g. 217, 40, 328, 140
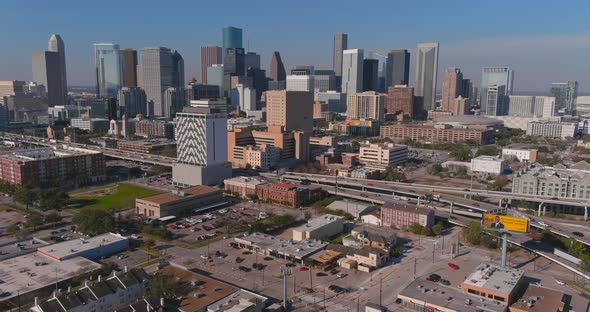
37, 233, 128, 261
135, 185, 224, 218
292, 214, 344, 241
235, 232, 328, 262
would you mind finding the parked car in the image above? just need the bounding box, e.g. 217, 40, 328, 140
238, 266, 251, 272
316, 272, 328, 277
328, 285, 345, 294
448, 263, 459, 270
336, 272, 347, 278
298, 266, 309, 272
572, 231, 584, 237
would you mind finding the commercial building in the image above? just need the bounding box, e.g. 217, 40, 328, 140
117, 138, 175, 154
512, 164, 590, 200
480, 67, 513, 115
292, 214, 344, 241
32, 50, 65, 106
121, 48, 138, 87
471, 155, 506, 175
118, 86, 147, 117
330, 119, 381, 137
341, 49, 364, 94
381, 201, 434, 228
228, 126, 310, 164
200, 45, 222, 84
385, 85, 415, 119
287, 68, 314, 92
135, 185, 224, 218
440, 67, 463, 112
31, 268, 148, 312
173, 107, 231, 186
526, 120, 577, 139
0, 80, 25, 97
0, 146, 105, 185
550, 81, 578, 114
266, 90, 313, 132
235, 232, 328, 262
358, 143, 408, 170
314, 69, 336, 92
482, 84, 507, 116
223, 176, 264, 198
224, 47, 245, 76
333, 33, 348, 87
347, 91, 385, 121
270, 51, 286, 82
380, 123, 495, 145
362, 59, 379, 92
70, 117, 110, 132
134, 119, 175, 139
385, 49, 410, 87
222, 26, 243, 51
141, 47, 184, 117
344, 225, 397, 251
94, 43, 122, 98
414, 43, 439, 111
447, 96, 469, 116
509, 284, 567, 312
317, 90, 346, 113
38, 233, 128, 261
163, 87, 186, 118
231, 144, 280, 170
502, 147, 537, 162
207, 64, 225, 97
235, 84, 256, 112
47, 34, 67, 103
507, 95, 555, 118
189, 99, 229, 114
326, 200, 378, 219
461, 262, 524, 304
256, 182, 323, 209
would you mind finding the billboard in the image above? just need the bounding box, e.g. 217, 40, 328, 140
482, 214, 528, 233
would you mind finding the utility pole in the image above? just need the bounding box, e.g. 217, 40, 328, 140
280, 266, 292, 311
379, 278, 383, 306
413, 257, 417, 279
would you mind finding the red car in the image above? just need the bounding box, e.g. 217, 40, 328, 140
298, 266, 310, 272
448, 263, 459, 270
367, 183, 374, 186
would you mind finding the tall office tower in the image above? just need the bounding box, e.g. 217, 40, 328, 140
141, 47, 184, 117
266, 90, 313, 132
173, 107, 231, 186
483, 85, 506, 116
222, 26, 243, 51
0, 81, 25, 97
207, 65, 225, 97
121, 49, 138, 87
449, 96, 469, 116
347, 91, 385, 121
47, 34, 67, 101
246, 67, 267, 101
286, 68, 315, 92
224, 48, 245, 76
535, 96, 556, 118
414, 43, 439, 111
270, 51, 286, 82
462, 79, 473, 98
333, 33, 348, 89
94, 43, 122, 98
550, 81, 578, 114
163, 87, 186, 119
385, 49, 410, 87
236, 84, 256, 111
118, 87, 147, 118
244, 52, 261, 70
480, 67, 513, 114
341, 49, 364, 95
362, 59, 379, 92
200, 45, 222, 84
136, 64, 143, 88
32, 51, 64, 106
386, 85, 415, 118
314, 70, 336, 92
440, 68, 463, 111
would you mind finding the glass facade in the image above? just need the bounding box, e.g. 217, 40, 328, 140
94, 43, 122, 98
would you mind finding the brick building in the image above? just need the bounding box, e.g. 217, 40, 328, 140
223, 176, 264, 198
134, 119, 175, 139
256, 182, 324, 208
381, 201, 434, 229
380, 123, 494, 145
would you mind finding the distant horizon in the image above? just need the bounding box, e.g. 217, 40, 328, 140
1, 0, 589, 92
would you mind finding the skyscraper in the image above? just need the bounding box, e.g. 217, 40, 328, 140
341, 49, 364, 95
270, 51, 286, 82
47, 34, 67, 101
94, 43, 122, 98
483, 85, 507, 116
200, 45, 222, 84
224, 48, 245, 76
414, 43, 439, 111
347, 91, 385, 121
141, 47, 184, 117
244, 52, 261, 70
121, 49, 138, 87
385, 49, 410, 87
222, 26, 243, 51
386, 85, 415, 119
550, 81, 578, 114
362, 59, 379, 92
333, 33, 348, 89
118, 87, 146, 117
207, 64, 225, 97
287, 68, 314, 92
173, 107, 231, 186
266, 90, 313, 132
32, 51, 63, 106
441, 68, 463, 111
314, 70, 336, 92
480, 67, 513, 115
163, 87, 186, 119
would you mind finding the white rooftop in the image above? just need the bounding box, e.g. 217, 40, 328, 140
224, 176, 264, 186
463, 263, 524, 295
37, 233, 127, 260
294, 214, 344, 233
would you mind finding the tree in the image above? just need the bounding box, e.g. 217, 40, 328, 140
45, 212, 63, 223
27, 214, 44, 229
145, 275, 187, 301
73, 207, 116, 235
431, 223, 443, 236
143, 238, 156, 250
245, 163, 252, 169
128, 167, 143, 178
450, 145, 472, 161
475, 146, 500, 157
409, 223, 424, 235
428, 164, 443, 175
14, 186, 38, 209
38, 187, 69, 211
464, 222, 482, 245
488, 178, 510, 191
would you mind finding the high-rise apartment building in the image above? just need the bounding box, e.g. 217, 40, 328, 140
440, 68, 463, 111
266, 90, 313, 132
32, 51, 64, 106
224, 48, 245, 76
173, 107, 231, 186
550, 81, 578, 114
385, 49, 410, 87
480, 67, 513, 115
314, 70, 336, 92
270, 51, 286, 82
362, 59, 379, 92
414, 43, 439, 111
94, 43, 122, 98
122, 49, 138, 87
386, 85, 415, 119
286, 68, 314, 92
141, 47, 184, 117
118, 87, 147, 118
200, 45, 222, 84
483, 85, 507, 116
333, 33, 348, 89
341, 49, 364, 95
47, 34, 67, 102
347, 91, 385, 121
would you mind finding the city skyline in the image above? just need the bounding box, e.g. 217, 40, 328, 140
1, 0, 589, 92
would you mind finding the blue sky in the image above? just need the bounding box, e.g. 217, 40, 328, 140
1, 0, 589, 92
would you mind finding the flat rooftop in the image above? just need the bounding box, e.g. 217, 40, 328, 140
0, 238, 49, 261
235, 232, 328, 260
399, 278, 506, 312
223, 176, 264, 186
472, 155, 503, 162
293, 214, 343, 233
138, 185, 220, 205
0, 146, 101, 162
206, 289, 267, 312
326, 200, 377, 216
0, 253, 101, 301
462, 263, 524, 295
510, 284, 565, 312
382, 201, 433, 216
117, 139, 176, 146
37, 233, 127, 260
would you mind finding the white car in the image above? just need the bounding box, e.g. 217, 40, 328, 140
555, 280, 565, 285
336, 273, 348, 278
539, 221, 550, 227
200, 255, 209, 260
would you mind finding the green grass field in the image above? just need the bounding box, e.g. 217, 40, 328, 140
69, 183, 161, 211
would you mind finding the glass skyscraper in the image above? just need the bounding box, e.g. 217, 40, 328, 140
550, 81, 578, 115
480, 66, 513, 115
222, 26, 243, 51
94, 43, 122, 98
